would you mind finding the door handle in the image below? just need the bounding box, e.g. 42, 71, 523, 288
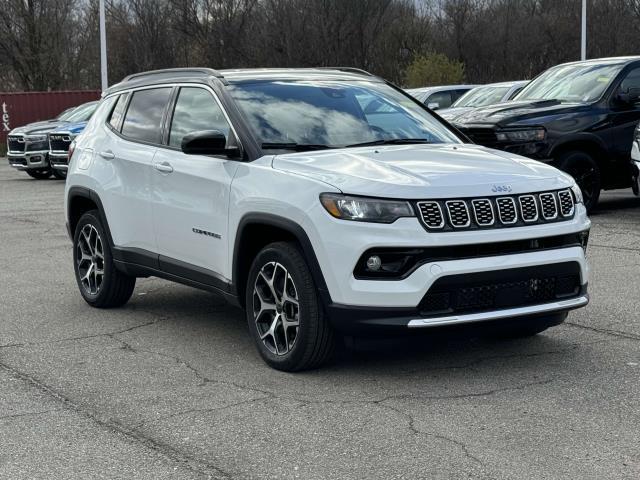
154, 161, 174, 174
99, 150, 115, 160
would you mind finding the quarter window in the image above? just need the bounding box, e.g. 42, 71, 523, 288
107, 94, 127, 130
121, 88, 172, 143
169, 87, 231, 148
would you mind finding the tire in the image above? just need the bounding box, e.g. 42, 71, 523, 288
245, 241, 334, 371
556, 150, 601, 212
52, 168, 67, 180
26, 168, 52, 179
73, 210, 136, 308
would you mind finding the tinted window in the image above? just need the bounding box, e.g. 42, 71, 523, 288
620, 67, 640, 92
121, 88, 172, 143
426, 91, 452, 109
169, 87, 231, 148
108, 94, 128, 130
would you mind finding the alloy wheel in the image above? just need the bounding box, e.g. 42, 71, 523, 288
76, 224, 104, 295
252, 261, 300, 355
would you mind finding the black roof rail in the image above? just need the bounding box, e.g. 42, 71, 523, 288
122, 67, 224, 83
316, 67, 375, 77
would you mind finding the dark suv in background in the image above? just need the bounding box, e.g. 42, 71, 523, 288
453, 57, 640, 211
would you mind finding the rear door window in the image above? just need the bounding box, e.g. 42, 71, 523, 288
121, 88, 172, 144
426, 91, 452, 109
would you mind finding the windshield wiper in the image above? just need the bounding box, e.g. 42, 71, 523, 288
344, 138, 433, 148
261, 142, 335, 151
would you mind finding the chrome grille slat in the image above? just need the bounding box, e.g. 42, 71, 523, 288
557, 190, 575, 217
518, 195, 538, 222
416, 201, 444, 229
496, 197, 518, 224
539, 193, 558, 220
445, 200, 471, 228
415, 189, 575, 232
471, 199, 495, 226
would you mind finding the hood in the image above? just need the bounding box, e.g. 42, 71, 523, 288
272, 144, 573, 199
452, 100, 587, 127
437, 106, 474, 121
10, 119, 70, 136
51, 121, 88, 135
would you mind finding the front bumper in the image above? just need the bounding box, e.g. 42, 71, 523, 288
7, 151, 49, 170
49, 151, 69, 170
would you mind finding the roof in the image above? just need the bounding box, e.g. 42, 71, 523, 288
104, 67, 382, 95
407, 85, 478, 94
556, 56, 640, 67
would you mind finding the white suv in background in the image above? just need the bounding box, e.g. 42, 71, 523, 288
64, 68, 590, 371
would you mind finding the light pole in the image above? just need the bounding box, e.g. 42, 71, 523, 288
99, 0, 108, 91
581, 0, 587, 60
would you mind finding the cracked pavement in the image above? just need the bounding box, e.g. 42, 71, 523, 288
1, 162, 639, 479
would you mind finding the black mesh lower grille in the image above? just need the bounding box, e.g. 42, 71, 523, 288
420, 263, 581, 316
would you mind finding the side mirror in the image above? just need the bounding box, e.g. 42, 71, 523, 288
181, 130, 240, 157
617, 87, 640, 105
427, 102, 440, 110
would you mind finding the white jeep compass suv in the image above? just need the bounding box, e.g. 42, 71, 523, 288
64, 68, 590, 371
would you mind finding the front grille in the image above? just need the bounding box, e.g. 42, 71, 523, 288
558, 190, 575, 217
416, 189, 574, 231
519, 195, 538, 222
49, 134, 72, 152
458, 127, 498, 145
7, 136, 25, 152
445, 200, 470, 228
420, 263, 581, 316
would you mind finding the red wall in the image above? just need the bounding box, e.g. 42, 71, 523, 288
1, 90, 101, 143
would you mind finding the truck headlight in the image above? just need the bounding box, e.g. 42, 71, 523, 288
496, 128, 546, 142
320, 193, 414, 223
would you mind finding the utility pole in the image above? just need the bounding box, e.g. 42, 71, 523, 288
581, 0, 587, 60
99, 0, 108, 91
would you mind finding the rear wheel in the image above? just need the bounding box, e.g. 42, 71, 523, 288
556, 150, 601, 212
73, 210, 136, 308
52, 168, 67, 180
246, 241, 334, 371
26, 168, 52, 179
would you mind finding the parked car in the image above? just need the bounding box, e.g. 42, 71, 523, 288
48, 101, 99, 178
452, 57, 640, 211
438, 81, 529, 121
65, 67, 590, 371
406, 85, 478, 110
631, 123, 640, 196
6, 101, 97, 180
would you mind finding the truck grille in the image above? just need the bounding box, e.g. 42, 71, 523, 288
416, 189, 575, 231
7, 136, 25, 152
457, 127, 498, 146
49, 133, 72, 152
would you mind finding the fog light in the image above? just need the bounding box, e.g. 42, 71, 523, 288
366, 255, 382, 271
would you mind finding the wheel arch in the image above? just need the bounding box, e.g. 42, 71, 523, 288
67, 186, 114, 246
549, 136, 609, 183
232, 213, 330, 310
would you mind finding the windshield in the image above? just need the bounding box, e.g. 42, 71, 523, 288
228, 80, 461, 149
515, 63, 624, 103
453, 85, 510, 107
66, 102, 98, 122
56, 107, 77, 121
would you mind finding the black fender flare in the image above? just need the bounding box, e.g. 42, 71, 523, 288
66, 186, 115, 247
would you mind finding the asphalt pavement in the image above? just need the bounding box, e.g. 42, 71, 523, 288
1, 162, 639, 479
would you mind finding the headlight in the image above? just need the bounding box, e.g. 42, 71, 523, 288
496, 128, 546, 142
320, 193, 414, 223
571, 182, 584, 204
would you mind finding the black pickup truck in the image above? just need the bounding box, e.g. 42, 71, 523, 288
452, 56, 640, 211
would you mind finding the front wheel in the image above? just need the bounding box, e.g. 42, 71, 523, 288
73, 210, 136, 308
556, 151, 601, 212
245, 242, 334, 371
26, 168, 52, 179
52, 168, 67, 180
